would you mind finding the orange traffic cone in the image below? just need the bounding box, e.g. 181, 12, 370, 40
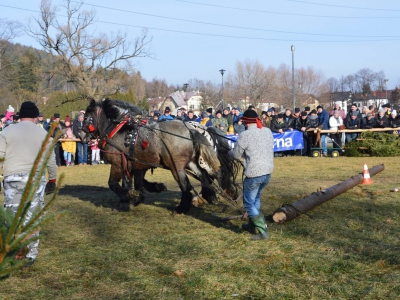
362, 163, 373, 184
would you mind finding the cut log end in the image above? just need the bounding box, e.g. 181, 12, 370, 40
192, 195, 207, 207
272, 211, 287, 223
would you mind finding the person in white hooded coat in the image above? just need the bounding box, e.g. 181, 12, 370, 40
329, 110, 344, 147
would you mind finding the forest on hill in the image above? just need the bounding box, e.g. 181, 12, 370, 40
0, 40, 177, 118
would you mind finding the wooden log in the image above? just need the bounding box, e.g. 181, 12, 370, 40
272, 164, 385, 223
311, 128, 396, 134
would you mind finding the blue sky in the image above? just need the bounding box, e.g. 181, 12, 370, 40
2, 0, 399, 89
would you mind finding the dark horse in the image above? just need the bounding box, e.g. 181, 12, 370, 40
84, 98, 238, 213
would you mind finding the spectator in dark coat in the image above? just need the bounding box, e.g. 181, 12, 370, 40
363, 112, 376, 129
345, 103, 362, 123
283, 109, 295, 130
374, 109, 389, 128
223, 107, 233, 127
270, 114, 288, 133
308, 110, 319, 128
184, 110, 198, 122
388, 110, 400, 128
292, 107, 301, 123
232, 108, 242, 124
295, 111, 311, 155
307, 110, 320, 154
234, 119, 245, 134
345, 111, 362, 143
73, 113, 88, 165
382, 103, 392, 117
317, 105, 329, 156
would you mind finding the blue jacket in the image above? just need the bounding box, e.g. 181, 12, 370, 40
318, 109, 330, 130
158, 114, 175, 121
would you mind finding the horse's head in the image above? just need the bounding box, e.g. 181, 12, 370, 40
83, 98, 147, 140
82, 99, 102, 139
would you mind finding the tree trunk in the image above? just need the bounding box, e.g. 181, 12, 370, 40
272, 164, 385, 223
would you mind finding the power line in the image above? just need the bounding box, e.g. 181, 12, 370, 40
285, 0, 400, 12
1, 4, 399, 43
73, 1, 400, 38
176, 0, 400, 17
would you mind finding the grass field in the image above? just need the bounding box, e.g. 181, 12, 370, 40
1, 157, 399, 300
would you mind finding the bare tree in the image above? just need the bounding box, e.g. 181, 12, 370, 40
343, 74, 357, 94
26, 0, 152, 102
326, 77, 339, 93
200, 80, 220, 109
0, 18, 23, 76
0, 18, 23, 42
354, 68, 377, 94
227, 59, 275, 108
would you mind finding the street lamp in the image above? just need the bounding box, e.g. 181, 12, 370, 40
384, 79, 389, 101
291, 45, 295, 111
219, 69, 226, 109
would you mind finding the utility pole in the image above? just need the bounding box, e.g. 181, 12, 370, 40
219, 69, 226, 109
291, 45, 295, 111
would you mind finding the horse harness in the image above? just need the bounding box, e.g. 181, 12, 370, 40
88, 109, 165, 174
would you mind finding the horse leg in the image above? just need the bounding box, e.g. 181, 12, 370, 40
188, 162, 216, 204
143, 171, 168, 193
199, 168, 216, 203
130, 170, 146, 206
108, 165, 131, 211
172, 170, 193, 214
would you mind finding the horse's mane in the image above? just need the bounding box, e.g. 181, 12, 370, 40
102, 98, 144, 120
86, 98, 145, 120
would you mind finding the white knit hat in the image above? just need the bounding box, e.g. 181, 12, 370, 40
7, 105, 15, 112
391, 110, 397, 115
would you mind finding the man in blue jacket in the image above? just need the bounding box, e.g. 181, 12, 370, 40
317, 105, 329, 156
158, 108, 175, 121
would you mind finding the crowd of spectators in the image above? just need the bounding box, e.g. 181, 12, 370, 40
149, 106, 245, 135
149, 101, 399, 157
0, 106, 101, 166
3, 101, 398, 161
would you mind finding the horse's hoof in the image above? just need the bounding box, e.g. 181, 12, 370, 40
155, 183, 167, 193
201, 187, 216, 203
175, 205, 190, 214
131, 194, 145, 206
114, 202, 130, 212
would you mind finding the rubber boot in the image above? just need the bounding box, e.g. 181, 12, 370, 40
250, 214, 270, 241
241, 218, 256, 234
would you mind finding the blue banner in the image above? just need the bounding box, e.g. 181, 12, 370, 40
226, 130, 304, 152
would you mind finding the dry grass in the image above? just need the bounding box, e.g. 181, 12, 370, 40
1, 157, 400, 299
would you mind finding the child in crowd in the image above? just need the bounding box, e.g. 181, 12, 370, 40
61, 116, 76, 166
90, 139, 100, 164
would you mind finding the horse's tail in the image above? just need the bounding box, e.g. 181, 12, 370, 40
206, 127, 241, 198
190, 129, 220, 176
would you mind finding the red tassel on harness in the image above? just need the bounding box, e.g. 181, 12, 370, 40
142, 140, 149, 149
88, 124, 95, 132
141, 119, 148, 125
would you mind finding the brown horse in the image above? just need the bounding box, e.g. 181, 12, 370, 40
84, 99, 238, 213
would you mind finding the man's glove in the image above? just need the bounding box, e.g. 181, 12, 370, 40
45, 179, 56, 195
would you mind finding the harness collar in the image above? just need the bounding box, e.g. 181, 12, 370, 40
100, 114, 131, 148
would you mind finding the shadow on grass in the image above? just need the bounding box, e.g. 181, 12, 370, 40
59, 184, 240, 233
147, 191, 242, 234
58, 185, 119, 209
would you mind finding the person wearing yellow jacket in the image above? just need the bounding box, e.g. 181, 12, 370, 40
60, 116, 76, 166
